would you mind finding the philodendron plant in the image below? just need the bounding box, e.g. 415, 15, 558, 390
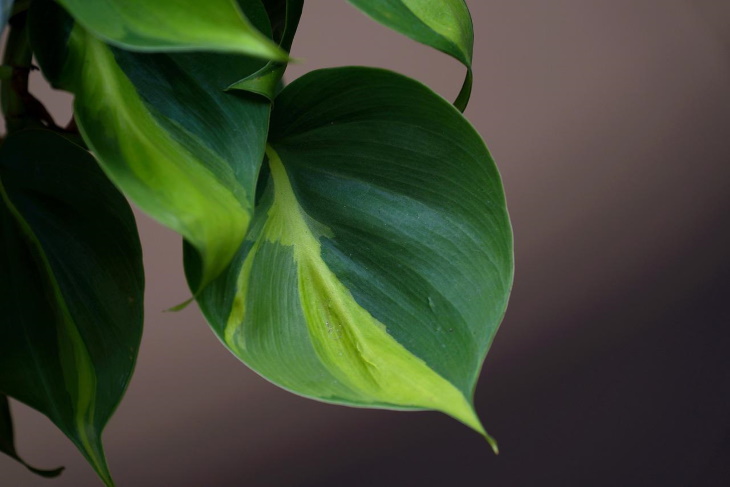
0, 0, 513, 484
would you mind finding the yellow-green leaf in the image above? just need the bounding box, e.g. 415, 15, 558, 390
30, 0, 273, 290
56, 0, 287, 59
190, 67, 512, 448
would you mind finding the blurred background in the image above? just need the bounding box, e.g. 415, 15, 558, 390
2, 0, 729, 485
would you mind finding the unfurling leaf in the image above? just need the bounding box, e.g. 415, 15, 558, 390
348, 0, 475, 111
0, 130, 144, 486
30, 0, 273, 290
227, 0, 303, 100
56, 0, 288, 59
191, 67, 513, 449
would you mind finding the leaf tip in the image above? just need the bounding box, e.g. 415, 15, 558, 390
165, 297, 194, 312
450, 402, 498, 454
255, 40, 290, 63
485, 432, 500, 455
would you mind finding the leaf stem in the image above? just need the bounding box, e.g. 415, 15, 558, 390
1, 10, 60, 134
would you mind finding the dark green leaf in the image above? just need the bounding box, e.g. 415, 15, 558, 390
0, 129, 144, 486
55, 0, 287, 59
31, 0, 273, 291
227, 0, 303, 100
191, 67, 512, 449
347, 0, 475, 111
0, 395, 64, 477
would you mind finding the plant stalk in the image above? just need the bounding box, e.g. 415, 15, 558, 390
1, 10, 59, 134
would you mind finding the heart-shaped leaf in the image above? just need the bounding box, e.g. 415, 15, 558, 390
31, 0, 273, 290
347, 0, 475, 111
0, 130, 144, 486
191, 67, 512, 448
56, 0, 287, 59
1, 395, 64, 478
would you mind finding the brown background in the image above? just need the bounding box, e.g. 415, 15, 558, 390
2, 1, 730, 485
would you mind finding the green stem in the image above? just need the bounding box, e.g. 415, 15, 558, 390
2, 10, 33, 132
1, 10, 59, 134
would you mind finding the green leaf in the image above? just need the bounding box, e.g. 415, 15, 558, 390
31, 0, 273, 291
55, 0, 287, 59
347, 0, 475, 111
227, 0, 303, 100
191, 67, 512, 448
1, 395, 64, 478
0, 130, 144, 486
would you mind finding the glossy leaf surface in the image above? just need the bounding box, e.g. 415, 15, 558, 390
228, 0, 303, 100
193, 67, 513, 446
0, 130, 144, 486
348, 0, 474, 111
31, 0, 273, 289
1, 395, 64, 478
56, 0, 287, 59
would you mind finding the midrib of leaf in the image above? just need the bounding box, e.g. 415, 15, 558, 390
0, 178, 111, 484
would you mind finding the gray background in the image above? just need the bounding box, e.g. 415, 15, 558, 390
2, 1, 729, 485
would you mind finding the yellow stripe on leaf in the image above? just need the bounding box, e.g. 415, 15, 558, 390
224, 145, 492, 442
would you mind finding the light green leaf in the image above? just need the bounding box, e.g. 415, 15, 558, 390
56, 0, 287, 59
191, 67, 512, 448
227, 0, 303, 100
31, 0, 273, 290
347, 0, 474, 111
1, 395, 64, 478
0, 129, 144, 486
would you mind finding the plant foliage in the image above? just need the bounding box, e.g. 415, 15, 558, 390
0, 1, 513, 484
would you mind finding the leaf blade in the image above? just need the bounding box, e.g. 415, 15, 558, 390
0, 130, 144, 485
194, 67, 512, 444
56, 0, 287, 59
347, 0, 474, 111
31, 0, 273, 290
